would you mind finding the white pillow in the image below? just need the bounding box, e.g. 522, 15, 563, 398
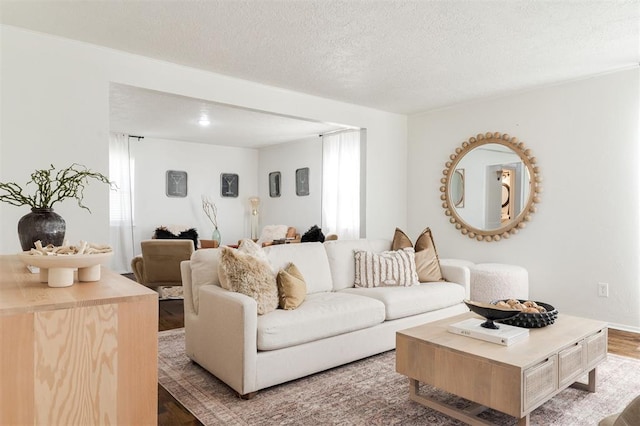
354, 247, 419, 288
257, 225, 289, 246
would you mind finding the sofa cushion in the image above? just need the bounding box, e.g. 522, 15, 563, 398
263, 242, 333, 294
277, 262, 307, 310
257, 292, 385, 351
324, 239, 392, 291
190, 248, 222, 313
354, 248, 419, 288
340, 282, 465, 320
392, 227, 444, 282
218, 247, 278, 315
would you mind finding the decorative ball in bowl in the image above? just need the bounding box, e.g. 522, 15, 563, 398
492, 299, 558, 328
463, 299, 521, 329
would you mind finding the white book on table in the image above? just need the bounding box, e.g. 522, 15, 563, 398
447, 317, 529, 346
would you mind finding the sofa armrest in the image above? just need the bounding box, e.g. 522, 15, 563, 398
181, 260, 196, 315
185, 284, 258, 396
440, 263, 471, 300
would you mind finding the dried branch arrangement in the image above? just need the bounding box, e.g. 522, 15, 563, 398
202, 195, 219, 229
0, 163, 113, 211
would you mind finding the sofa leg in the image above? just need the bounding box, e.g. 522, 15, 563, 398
239, 391, 257, 400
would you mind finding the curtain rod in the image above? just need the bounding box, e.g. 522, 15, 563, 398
318, 128, 360, 138
128, 135, 144, 140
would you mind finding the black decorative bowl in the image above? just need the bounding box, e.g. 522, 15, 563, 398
492, 299, 558, 328
464, 299, 521, 329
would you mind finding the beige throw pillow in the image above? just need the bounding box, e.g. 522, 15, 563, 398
354, 247, 419, 288
392, 227, 444, 282
218, 247, 278, 315
276, 263, 307, 310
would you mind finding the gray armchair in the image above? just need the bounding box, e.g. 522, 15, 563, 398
599, 395, 640, 426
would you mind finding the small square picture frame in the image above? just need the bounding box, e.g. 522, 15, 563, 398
221, 173, 239, 197
269, 171, 281, 197
295, 167, 309, 196
166, 170, 188, 197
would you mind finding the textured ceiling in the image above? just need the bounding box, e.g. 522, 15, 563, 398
1, 0, 638, 115
109, 84, 350, 147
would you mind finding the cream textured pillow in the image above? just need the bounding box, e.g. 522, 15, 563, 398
239, 238, 269, 261
392, 227, 444, 282
257, 225, 289, 246
354, 247, 419, 288
276, 262, 307, 310
217, 247, 278, 315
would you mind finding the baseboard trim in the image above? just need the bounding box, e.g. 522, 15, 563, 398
608, 322, 640, 334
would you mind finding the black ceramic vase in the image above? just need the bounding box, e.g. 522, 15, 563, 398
17, 208, 66, 251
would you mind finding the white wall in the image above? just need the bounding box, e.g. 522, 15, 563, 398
258, 137, 322, 235
0, 26, 407, 254
131, 137, 258, 248
408, 69, 640, 330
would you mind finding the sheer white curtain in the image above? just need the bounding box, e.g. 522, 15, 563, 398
322, 130, 360, 240
109, 132, 135, 273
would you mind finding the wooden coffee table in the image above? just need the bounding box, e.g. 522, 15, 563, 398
396, 312, 607, 426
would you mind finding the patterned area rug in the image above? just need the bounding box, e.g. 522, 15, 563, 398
158, 328, 640, 425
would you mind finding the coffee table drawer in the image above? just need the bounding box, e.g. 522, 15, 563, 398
558, 341, 585, 387
524, 355, 558, 411
586, 329, 607, 368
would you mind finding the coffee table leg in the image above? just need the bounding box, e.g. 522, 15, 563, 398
408, 378, 494, 426
571, 367, 597, 392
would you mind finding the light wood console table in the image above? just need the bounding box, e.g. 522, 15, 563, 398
396, 312, 607, 426
0, 255, 158, 425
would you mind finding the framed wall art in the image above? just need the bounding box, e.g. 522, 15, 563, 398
269, 171, 281, 197
221, 173, 239, 197
166, 170, 188, 197
295, 167, 309, 196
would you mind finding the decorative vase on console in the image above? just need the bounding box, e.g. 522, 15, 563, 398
0, 163, 112, 251
212, 227, 221, 245
202, 195, 221, 246
17, 208, 66, 251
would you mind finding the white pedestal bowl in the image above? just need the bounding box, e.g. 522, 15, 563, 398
17, 252, 113, 287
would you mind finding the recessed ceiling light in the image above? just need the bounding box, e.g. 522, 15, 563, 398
199, 117, 210, 126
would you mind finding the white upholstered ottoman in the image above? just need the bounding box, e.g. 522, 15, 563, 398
469, 263, 529, 302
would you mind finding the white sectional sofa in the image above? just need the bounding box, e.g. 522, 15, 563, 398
180, 239, 470, 397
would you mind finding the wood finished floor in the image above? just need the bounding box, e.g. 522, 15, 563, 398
156, 298, 640, 425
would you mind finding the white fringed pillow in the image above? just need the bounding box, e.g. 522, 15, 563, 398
218, 247, 278, 315
354, 247, 419, 288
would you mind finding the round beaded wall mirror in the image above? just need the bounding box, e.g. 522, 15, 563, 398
440, 132, 542, 242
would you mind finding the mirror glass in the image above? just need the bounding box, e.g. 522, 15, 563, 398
440, 133, 541, 242
450, 169, 464, 208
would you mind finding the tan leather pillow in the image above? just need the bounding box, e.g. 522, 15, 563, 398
391, 227, 444, 282
276, 263, 307, 310
391, 228, 413, 251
